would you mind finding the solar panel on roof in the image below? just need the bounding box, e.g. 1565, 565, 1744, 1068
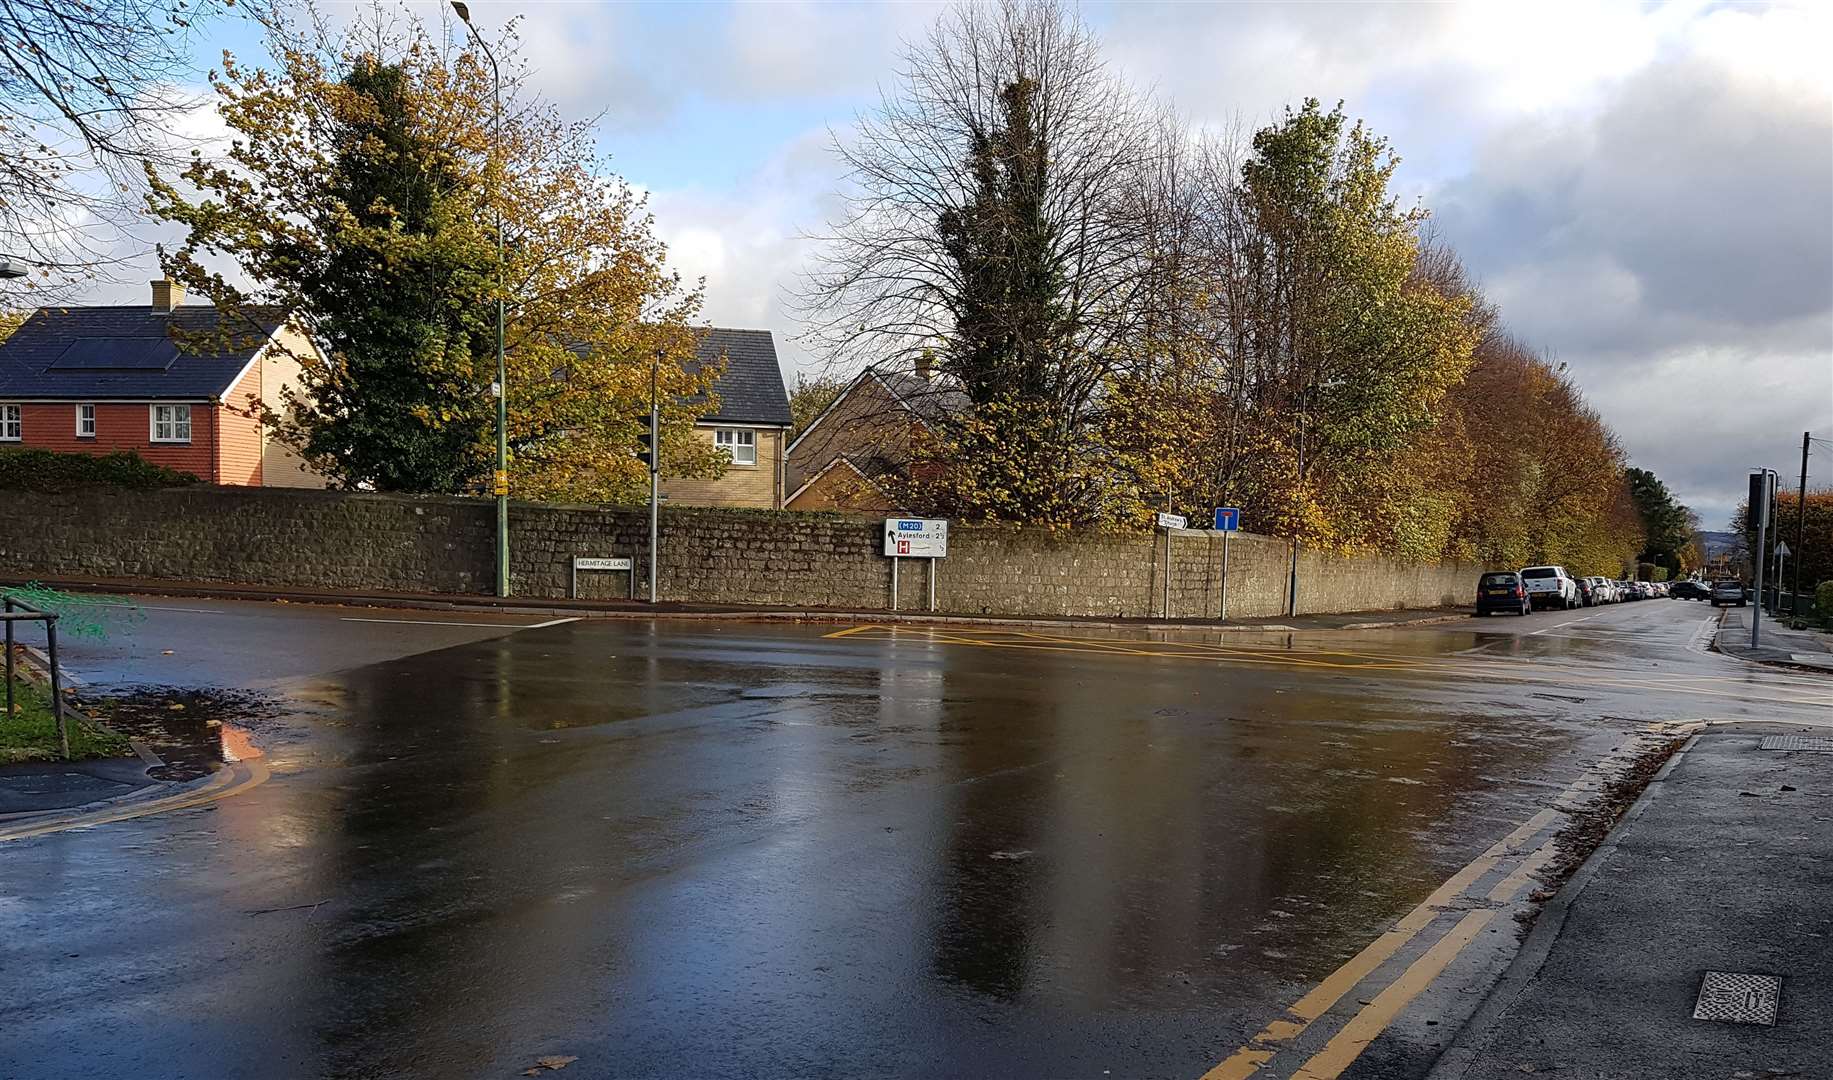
47, 337, 180, 371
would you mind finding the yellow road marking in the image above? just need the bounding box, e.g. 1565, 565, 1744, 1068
0, 759, 271, 842
1198, 728, 1683, 1080
1487, 838, 1559, 903
821, 624, 879, 638
1199, 808, 1555, 1080
1288, 909, 1498, 1080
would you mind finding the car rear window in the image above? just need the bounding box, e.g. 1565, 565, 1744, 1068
1481, 573, 1516, 584
1520, 567, 1557, 579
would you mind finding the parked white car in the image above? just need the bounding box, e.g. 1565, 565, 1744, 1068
1519, 565, 1581, 610
1587, 576, 1618, 603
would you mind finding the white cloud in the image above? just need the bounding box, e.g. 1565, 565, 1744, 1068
650, 128, 837, 378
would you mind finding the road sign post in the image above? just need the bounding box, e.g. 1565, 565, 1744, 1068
1156, 512, 1186, 619
1775, 541, 1790, 612
1213, 508, 1241, 620
883, 519, 948, 612
571, 555, 635, 600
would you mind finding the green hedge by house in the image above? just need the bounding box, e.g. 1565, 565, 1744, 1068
0, 448, 199, 491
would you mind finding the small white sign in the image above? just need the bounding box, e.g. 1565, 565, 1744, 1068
1775, 541, 1791, 557
884, 518, 948, 558
573, 556, 632, 572
1156, 512, 1188, 530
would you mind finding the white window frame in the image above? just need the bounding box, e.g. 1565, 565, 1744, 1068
75, 403, 96, 438
714, 427, 757, 466
0, 403, 19, 441
149, 403, 192, 444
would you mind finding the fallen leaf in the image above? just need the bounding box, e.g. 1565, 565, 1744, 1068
167, 703, 186, 711
162, 650, 175, 655
525, 1057, 577, 1074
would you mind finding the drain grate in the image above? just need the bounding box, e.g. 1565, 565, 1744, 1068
1693, 971, 1781, 1025
1759, 736, 1833, 753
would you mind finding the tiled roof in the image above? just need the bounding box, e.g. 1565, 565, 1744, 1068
685, 328, 791, 426
873, 367, 969, 427
0, 305, 283, 399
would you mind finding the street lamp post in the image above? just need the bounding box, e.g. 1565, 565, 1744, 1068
451, 1, 510, 599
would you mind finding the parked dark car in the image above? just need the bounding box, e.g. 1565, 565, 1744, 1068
1476, 571, 1531, 616
1575, 577, 1596, 606
1670, 580, 1710, 600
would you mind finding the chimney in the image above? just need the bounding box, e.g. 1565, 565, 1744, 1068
150, 279, 184, 312
914, 350, 934, 381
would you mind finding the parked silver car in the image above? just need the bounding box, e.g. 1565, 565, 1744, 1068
1710, 580, 1746, 607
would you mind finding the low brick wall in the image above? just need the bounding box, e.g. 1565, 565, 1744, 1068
1, 486, 1481, 618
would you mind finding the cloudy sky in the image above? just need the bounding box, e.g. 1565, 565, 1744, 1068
83, 0, 1833, 527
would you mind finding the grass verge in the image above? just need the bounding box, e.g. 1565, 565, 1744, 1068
0, 676, 132, 764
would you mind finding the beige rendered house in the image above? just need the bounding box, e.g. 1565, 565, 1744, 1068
661, 328, 793, 509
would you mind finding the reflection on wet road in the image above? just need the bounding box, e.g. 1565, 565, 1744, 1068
1, 599, 1825, 1079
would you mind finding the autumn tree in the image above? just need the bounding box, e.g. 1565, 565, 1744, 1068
788, 372, 848, 440
1624, 467, 1697, 575
802, 0, 1154, 525
147, 8, 723, 501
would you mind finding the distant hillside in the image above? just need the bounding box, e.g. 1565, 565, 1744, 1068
1699, 530, 1741, 557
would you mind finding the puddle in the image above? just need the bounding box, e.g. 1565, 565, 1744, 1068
81, 686, 282, 781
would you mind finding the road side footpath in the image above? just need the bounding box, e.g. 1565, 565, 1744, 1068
1716, 607, 1833, 672
0, 572, 1472, 633
1429, 726, 1833, 1080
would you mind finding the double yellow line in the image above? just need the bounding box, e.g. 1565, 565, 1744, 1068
1200, 728, 1682, 1079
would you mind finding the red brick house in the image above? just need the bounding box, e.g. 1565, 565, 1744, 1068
784, 359, 967, 512
0, 281, 325, 486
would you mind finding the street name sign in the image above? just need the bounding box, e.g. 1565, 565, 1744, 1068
884, 518, 948, 558
1213, 507, 1241, 532
1156, 512, 1188, 530
570, 555, 635, 599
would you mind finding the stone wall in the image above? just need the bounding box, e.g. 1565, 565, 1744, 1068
1, 486, 1481, 618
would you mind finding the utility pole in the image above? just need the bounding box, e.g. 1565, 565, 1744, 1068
451, 2, 510, 598
1793, 431, 1809, 614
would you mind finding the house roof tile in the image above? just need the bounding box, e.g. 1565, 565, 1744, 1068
0, 305, 283, 399
686, 328, 791, 426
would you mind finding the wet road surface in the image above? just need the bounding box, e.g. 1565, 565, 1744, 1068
2, 599, 1827, 1079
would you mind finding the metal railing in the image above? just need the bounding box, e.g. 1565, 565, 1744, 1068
4, 593, 66, 759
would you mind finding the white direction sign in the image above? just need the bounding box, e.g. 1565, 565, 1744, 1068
1156, 512, 1188, 530
1775, 541, 1791, 558
884, 518, 948, 558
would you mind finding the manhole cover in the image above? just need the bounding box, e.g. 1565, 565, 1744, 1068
1759, 736, 1833, 753
1693, 971, 1781, 1025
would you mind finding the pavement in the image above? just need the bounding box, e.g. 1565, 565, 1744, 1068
0, 570, 1470, 632
0, 755, 157, 815
1429, 724, 1833, 1079
1714, 605, 1833, 671
0, 596, 1827, 1079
